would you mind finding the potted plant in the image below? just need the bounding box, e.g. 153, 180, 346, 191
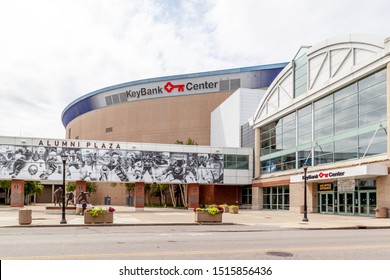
104, 206, 115, 223
194, 205, 223, 223
219, 203, 229, 213
84, 207, 115, 224
229, 205, 239, 214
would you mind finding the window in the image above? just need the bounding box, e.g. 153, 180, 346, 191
224, 154, 249, 169
241, 187, 252, 204
258, 69, 387, 172
298, 104, 312, 145
263, 186, 289, 210
294, 50, 308, 98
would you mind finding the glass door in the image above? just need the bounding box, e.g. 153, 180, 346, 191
338, 192, 354, 214
368, 192, 376, 215
319, 193, 334, 214
359, 191, 376, 216
346, 193, 354, 214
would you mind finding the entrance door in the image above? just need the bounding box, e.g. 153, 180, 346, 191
319, 193, 334, 214
338, 192, 354, 215
359, 191, 376, 216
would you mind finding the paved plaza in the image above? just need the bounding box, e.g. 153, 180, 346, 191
1, 204, 390, 230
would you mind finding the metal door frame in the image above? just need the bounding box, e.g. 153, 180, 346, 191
318, 192, 334, 214
358, 190, 376, 216
337, 192, 355, 215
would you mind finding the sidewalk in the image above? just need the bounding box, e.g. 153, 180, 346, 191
1, 204, 390, 230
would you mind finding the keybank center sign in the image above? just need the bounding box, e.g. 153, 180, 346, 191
125, 79, 220, 100
126, 80, 220, 100
290, 165, 388, 183
99, 75, 235, 107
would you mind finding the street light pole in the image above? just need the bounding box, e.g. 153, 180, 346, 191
60, 154, 68, 224
302, 163, 309, 222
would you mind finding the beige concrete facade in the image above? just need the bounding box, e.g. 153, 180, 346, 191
66, 92, 232, 145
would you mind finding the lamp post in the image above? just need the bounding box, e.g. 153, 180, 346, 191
302, 163, 309, 222
60, 154, 68, 224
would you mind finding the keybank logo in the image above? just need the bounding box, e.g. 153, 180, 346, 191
164, 82, 185, 93
126, 80, 219, 99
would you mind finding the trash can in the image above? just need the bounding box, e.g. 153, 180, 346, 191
126, 196, 134, 206
19, 209, 32, 225
104, 196, 111, 205
375, 207, 388, 218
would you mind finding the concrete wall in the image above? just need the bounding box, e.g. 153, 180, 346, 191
67, 92, 232, 146
211, 89, 265, 147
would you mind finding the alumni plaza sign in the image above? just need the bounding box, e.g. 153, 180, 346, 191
0, 136, 229, 184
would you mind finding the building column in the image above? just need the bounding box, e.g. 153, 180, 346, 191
387, 62, 390, 156
187, 183, 200, 209
134, 182, 145, 211
10, 179, 25, 207
75, 181, 87, 197
254, 127, 261, 178
251, 185, 262, 210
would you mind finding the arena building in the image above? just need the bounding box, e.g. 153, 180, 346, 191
250, 34, 390, 217
62, 64, 286, 145
3, 34, 390, 218
0, 64, 286, 208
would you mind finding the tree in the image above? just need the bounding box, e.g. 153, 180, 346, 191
24, 181, 44, 205
151, 183, 169, 207
0, 180, 11, 204
124, 182, 135, 197
86, 182, 98, 194
175, 138, 198, 145
65, 181, 97, 194
66, 182, 76, 192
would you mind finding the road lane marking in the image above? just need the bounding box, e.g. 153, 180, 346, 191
2, 244, 390, 260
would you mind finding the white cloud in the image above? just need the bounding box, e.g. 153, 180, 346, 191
0, 0, 389, 139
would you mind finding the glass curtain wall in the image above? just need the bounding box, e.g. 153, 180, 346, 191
260, 69, 387, 174
263, 186, 290, 210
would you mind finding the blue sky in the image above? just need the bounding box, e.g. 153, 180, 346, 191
1, 0, 389, 139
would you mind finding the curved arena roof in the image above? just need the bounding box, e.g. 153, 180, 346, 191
61, 63, 287, 127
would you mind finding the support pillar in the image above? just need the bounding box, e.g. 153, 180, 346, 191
134, 182, 145, 211
187, 183, 200, 209
75, 180, 87, 197
386, 62, 390, 157
254, 127, 260, 178
10, 179, 25, 207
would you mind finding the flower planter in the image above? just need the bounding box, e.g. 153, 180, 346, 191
229, 207, 239, 214
104, 212, 114, 223
84, 211, 114, 224
375, 207, 388, 218
221, 206, 229, 213
195, 211, 222, 223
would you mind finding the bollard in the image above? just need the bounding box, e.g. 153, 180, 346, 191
19, 209, 32, 225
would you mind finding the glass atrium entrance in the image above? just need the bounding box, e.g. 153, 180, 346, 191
316, 179, 377, 216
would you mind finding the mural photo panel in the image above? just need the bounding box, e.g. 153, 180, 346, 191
158, 153, 188, 183
0, 142, 224, 184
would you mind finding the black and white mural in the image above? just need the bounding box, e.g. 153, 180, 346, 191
0, 144, 224, 184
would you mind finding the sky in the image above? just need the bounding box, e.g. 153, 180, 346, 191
1, 0, 389, 140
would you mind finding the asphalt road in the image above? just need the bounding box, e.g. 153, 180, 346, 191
1, 225, 390, 260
